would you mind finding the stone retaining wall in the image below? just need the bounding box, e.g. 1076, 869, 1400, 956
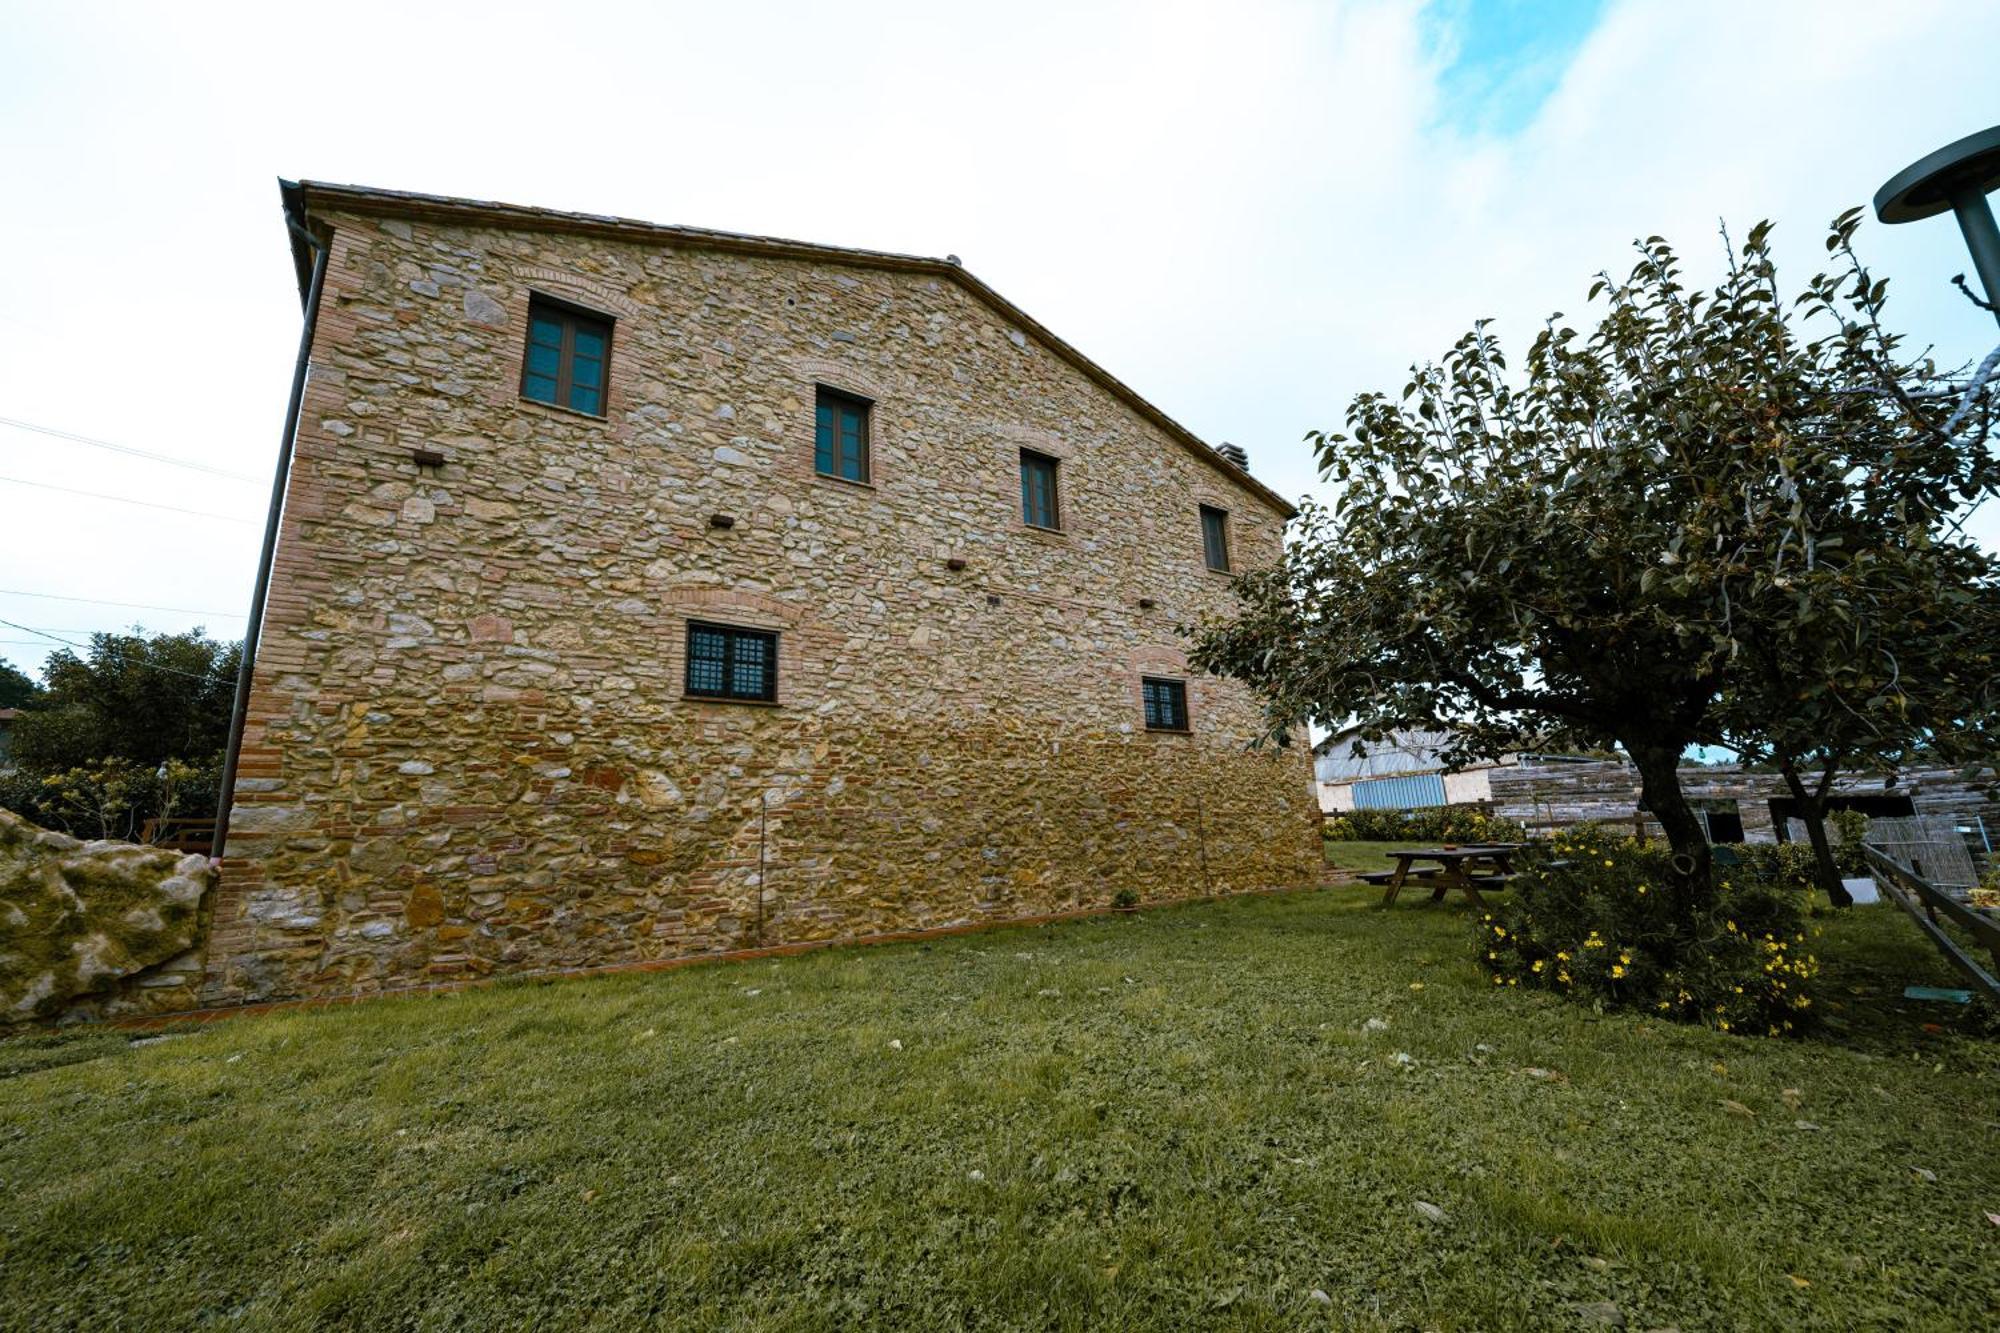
1, 810, 214, 1026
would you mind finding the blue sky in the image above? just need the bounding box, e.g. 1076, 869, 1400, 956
1, 0, 1996, 681
1431, 0, 1608, 132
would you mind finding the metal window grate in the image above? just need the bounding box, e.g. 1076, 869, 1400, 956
1141, 676, 1188, 731
684, 622, 778, 702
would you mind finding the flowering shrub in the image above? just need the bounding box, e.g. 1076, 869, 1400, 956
1829, 808, 1872, 876
1480, 826, 1819, 1036
0, 756, 216, 842
1326, 806, 1526, 844
1712, 840, 1820, 892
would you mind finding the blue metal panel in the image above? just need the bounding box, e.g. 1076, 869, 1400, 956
1353, 774, 1447, 810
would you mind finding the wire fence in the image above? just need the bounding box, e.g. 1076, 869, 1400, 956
1863, 816, 1981, 890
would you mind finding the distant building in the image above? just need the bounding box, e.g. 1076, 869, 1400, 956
1312, 725, 1524, 812
1312, 723, 1995, 869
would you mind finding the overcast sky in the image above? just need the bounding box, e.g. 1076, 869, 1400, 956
2, 0, 1997, 680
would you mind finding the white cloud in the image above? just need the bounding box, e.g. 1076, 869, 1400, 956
0, 0, 1995, 676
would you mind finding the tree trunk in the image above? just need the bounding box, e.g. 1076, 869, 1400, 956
1780, 760, 1853, 908
1624, 736, 1712, 906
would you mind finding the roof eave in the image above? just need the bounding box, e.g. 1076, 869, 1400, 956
287, 180, 1298, 520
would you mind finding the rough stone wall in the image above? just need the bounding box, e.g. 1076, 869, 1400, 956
1, 810, 214, 1025
205, 204, 1318, 1005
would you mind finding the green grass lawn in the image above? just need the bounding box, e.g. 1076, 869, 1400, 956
2, 891, 1995, 1331
1320, 838, 1426, 876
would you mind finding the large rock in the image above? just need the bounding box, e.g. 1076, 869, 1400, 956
0, 809, 215, 1024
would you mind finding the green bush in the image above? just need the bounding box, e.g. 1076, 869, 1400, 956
1479, 826, 1819, 1036
1325, 805, 1525, 844
0, 755, 221, 842
1711, 841, 1819, 892
1830, 809, 1871, 876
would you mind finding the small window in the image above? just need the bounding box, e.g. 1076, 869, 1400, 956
814, 387, 871, 483
521, 297, 612, 416
1141, 677, 1189, 732
1020, 449, 1060, 529
684, 622, 778, 703
1200, 505, 1230, 572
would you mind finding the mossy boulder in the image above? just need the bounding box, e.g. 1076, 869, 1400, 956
0, 808, 214, 1023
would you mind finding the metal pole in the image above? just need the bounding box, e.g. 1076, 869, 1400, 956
211, 219, 329, 860
1947, 179, 2000, 329
1195, 790, 1211, 896
757, 791, 767, 948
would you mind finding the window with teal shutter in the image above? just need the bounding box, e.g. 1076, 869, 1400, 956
1200, 505, 1231, 572
520, 296, 613, 416
814, 387, 871, 482
1020, 449, 1060, 529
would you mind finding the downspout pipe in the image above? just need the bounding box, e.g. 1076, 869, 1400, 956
212, 188, 330, 859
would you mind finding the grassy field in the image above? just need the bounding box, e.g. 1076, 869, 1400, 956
2, 890, 1995, 1331
1320, 838, 1425, 876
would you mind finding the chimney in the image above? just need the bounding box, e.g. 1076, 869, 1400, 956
1215, 441, 1249, 470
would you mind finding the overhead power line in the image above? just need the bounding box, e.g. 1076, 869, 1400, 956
0, 473, 257, 524
0, 616, 232, 682
0, 414, 261, 482
0, 587, 245, 619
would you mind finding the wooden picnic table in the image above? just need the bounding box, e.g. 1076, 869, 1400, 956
1378, 845, 1519, 909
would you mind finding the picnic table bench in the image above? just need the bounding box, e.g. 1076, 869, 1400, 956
1374, 845, 1522, 910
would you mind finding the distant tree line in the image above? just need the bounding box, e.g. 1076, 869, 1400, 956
0, 629, 240, 842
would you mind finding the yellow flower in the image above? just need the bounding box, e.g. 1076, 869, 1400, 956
1493, 926, 1507, 938
1637, 884, 1647, 895
1726, 920, 1737, 933
1611, 965, 1627, 979
1532, 959, 1545, 973
1556, 951, 1571, 962
1603, 859, 1615, 868
1619, 952, 1632, 965
1718, 1020, 1731, 1031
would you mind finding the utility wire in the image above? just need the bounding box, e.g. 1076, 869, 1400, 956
0, 587, 245, 618
0, 616, 231, 682
0, 414, 260, 482
0, 473, 256, 524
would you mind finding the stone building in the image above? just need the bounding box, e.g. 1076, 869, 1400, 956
204, 182, 1319, 1006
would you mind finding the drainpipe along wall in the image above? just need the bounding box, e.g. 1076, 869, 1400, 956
211, 200, 331, 859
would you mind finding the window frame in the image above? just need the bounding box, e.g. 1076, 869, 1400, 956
682, 621, 780, 704
814, 385, 873, 484
520, 294, 614, 418
1020, 448, 1061, 530
1141, 676, 1190, 733
1200, 504, 1231, 572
